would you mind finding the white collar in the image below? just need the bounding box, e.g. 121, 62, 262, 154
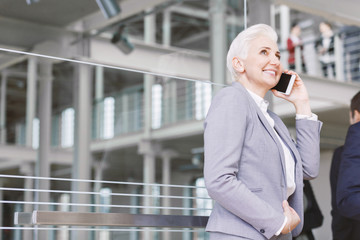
246, 89, 269, 115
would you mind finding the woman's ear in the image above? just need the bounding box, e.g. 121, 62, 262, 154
232, 57, 245, 73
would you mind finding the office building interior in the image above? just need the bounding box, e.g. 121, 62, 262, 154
0, 0, 360, 239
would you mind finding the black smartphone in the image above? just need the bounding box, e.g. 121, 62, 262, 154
272, 73, 296, 95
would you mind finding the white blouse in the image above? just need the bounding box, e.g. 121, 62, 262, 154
247, 90, 296, 198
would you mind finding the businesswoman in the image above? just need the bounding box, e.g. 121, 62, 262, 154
203, 24, 322, 240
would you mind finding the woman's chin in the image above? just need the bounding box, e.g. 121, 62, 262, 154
262, 78, 278, 88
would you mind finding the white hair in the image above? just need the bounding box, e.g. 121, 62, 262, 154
226, 24, 278, 81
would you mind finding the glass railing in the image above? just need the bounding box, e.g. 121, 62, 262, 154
2, 29, 360, 147
91, 77, 212, 141
280, 28, 360, 83
0, 45, 214, 239
0, 174, 212, 240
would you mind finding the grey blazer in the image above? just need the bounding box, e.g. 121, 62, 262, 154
204, 82, 322, 239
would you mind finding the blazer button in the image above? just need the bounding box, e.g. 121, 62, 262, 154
260, 229, 265, 233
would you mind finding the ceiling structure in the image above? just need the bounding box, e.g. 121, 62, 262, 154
0, 0, 243, 141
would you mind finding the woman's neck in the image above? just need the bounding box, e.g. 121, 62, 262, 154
236, 79, 267, 98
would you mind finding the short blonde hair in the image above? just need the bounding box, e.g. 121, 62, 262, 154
226, 24, 278, 81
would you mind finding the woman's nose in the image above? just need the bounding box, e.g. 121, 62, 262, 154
270, 55, 280, 65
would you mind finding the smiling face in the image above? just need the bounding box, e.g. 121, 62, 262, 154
238, 35, 282, 95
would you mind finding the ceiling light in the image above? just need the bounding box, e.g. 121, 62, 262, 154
96, 0, 121, 19
111, 26, 134, 55
26, 0, 40, 5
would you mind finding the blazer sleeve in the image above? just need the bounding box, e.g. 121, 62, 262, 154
204, 87, 285, 238
336, 123, 360, 220
295, 119, 322, 179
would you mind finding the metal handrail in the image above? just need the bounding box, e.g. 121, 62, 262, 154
3, 200, 211, 211
15, 211, 208, 228
0, 174, 204, 189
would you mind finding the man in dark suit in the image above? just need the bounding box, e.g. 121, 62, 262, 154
330, 91, 360, 240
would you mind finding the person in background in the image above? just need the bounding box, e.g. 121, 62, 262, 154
287, 22, 306, 73
330, 91, 360, 240
315, 21, 335, 78
203, 24, 322, 240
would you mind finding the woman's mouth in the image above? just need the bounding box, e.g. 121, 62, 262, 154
263, 70, 276, 76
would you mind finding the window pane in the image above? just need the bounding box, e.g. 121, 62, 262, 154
61, 108, 74, 148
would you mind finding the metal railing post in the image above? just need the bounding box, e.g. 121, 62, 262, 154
295, 46, 303, 73
335, 34, 345, 81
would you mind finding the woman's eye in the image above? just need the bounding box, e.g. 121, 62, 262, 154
261, 50, 267, 55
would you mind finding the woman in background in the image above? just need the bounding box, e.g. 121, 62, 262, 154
316, 21, 335, 78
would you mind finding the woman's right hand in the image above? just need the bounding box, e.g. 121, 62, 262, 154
271, 70, 312, 117
281, 200, 301, 235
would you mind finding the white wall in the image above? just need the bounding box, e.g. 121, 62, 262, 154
312, 149, 335, 240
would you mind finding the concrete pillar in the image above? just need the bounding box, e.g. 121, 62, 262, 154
0, 71, 7, 144
248, 0, 273, 108
138, 140, 160, 210
93, 159, 105, 240
162, 80, 170, 125
278, 5, 290, 70
142, 8, 157, 240
26, 56, 38, 147
138, 140, 161, 240
36, 59, 53, 240
95, 66, 104, 139
335, 34, 345, 81
295, 46, 303, 73
243, 0, 247, 29
248, 0, 271, 26
57, 194, 70, 240
20, 163, 34, 240
143, 71, 154, 137
170, 80, 177, 123
71, 63, 92, 240
160, 149, 178, 240
0, 180, 4, 240
122, 94, 129, 133
279, 6, 290, 49
144, 8, 156, 138
209, 0, 227, 94
93, 160, 103, 211
182, 186, 192, 240
20, 163, 35, 211
161, 150, 178, 213
162, 10, 171, 47
129, 186, 140, 240
37, 60, 52, 201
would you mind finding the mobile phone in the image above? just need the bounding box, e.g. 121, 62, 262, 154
272, 73, 296, 95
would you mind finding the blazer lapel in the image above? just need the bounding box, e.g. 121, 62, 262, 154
273, 121, 301, 165
273, 123, 303, 187
255, 107, 287, 178
232, 82, 287, 177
